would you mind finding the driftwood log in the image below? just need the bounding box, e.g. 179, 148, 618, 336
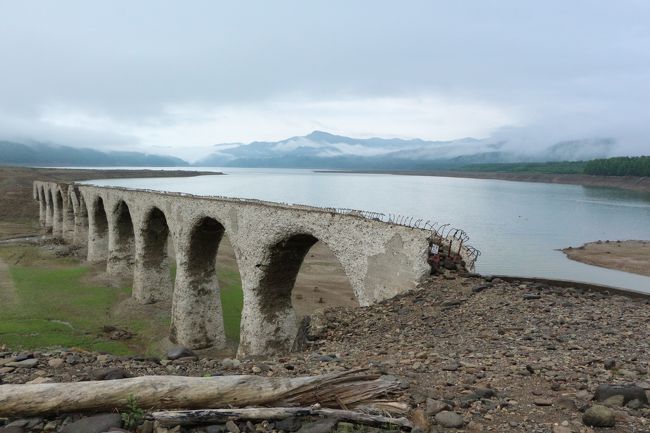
152, 407, 412, 429
0, 369, 400, 417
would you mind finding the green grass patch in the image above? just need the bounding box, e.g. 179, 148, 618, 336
0, 264, 133, 354
218, 268, 243, 342
1, 244, 244, 354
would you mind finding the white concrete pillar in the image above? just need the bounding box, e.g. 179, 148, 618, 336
87, 196, 109, 262
170, 218, 226, 349
132, 208, 173, 303
106, 200, 136, 277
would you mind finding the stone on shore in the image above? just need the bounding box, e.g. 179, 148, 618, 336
582, 405, 615, 427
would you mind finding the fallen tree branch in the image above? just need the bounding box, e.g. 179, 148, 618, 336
0, 369, 400, 417
151, 406, 413, 429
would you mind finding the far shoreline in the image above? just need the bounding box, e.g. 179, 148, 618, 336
562, 240, 650, 277
316, 169, 650, 193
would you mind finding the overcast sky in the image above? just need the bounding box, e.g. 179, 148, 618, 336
0, 1, 648, 160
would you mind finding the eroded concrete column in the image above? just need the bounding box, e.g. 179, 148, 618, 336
132, 208, 173, 303
237, 234, 318, 357
170, 217, 226, 349
37, 189, 46, 227
72, 192, 89, 247
87, 196, 109, 262
107, 201, 135, 277
62, 191, 75, 243
51, 189, 64, 238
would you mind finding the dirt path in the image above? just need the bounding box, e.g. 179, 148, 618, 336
563, 239, 650, 277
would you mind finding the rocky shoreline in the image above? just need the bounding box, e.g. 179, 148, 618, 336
2, 275, 650, 432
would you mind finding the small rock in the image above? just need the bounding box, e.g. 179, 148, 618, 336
534, 398, 553, 406
583, 405, 615, 427
48, 358, 65, 368
61, 414, 121, 433
91, 367, 130, 381
65, 354, 81, 365
435, 411, 465, 428
594, 384, 648, 405
166, 346, 196, 360
6, 358, 38, 368
523, 293, 541, 300
225, 420, 240, 433
602, 395, 625, 407
472, 284, 490, 293
552, 425, 572, 433
425, 398, 451, 416
603, 359, 616, 370
26, 377, 53, 384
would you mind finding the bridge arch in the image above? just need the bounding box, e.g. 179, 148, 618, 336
88, 196, 109, 261
107, 200, 135, 277
238, 230, 357, 356
171, 216, 232, 349
133, 206, 174, 303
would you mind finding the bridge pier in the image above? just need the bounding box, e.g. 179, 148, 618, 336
71, 190, 89, 247
62, 187, 75, 243
132, 208, 173, 303
107, 200, 135, 277
52, 189, 64, 238
170, 217, 227, 349
87, 196, 109, 262
37, 187, 46, 227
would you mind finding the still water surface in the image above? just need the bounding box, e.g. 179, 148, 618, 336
82, 168, 650, 293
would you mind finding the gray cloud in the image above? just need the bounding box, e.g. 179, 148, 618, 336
0, 0, 648, 157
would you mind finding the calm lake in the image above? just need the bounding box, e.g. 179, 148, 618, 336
82, 168, 650, 293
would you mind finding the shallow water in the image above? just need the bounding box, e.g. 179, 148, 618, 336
81, 167, 650, 293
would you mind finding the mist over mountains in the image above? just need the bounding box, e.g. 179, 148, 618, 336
196, 131, 615, 169
0, 132, 617, 169
0, 141, 188, 167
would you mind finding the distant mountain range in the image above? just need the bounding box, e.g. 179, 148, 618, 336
196, 131, 615, 169
0, 141, 188, 167
0, 132, 616, 169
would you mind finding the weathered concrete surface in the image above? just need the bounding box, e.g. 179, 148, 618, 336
33, 181, 475, 356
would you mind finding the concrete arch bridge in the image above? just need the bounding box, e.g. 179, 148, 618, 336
32, 181, 478, 356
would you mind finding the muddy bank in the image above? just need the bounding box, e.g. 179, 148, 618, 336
318, 170, 650, 193
563, 240, 650, 277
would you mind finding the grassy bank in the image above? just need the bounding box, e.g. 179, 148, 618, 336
0, 243, 243, 355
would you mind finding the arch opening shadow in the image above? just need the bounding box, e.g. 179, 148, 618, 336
260, 234, 358, 319
93, 197, 108, 239
135, 207, 174, 303
54, 190, 64, 235
46, 189, 54, 233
